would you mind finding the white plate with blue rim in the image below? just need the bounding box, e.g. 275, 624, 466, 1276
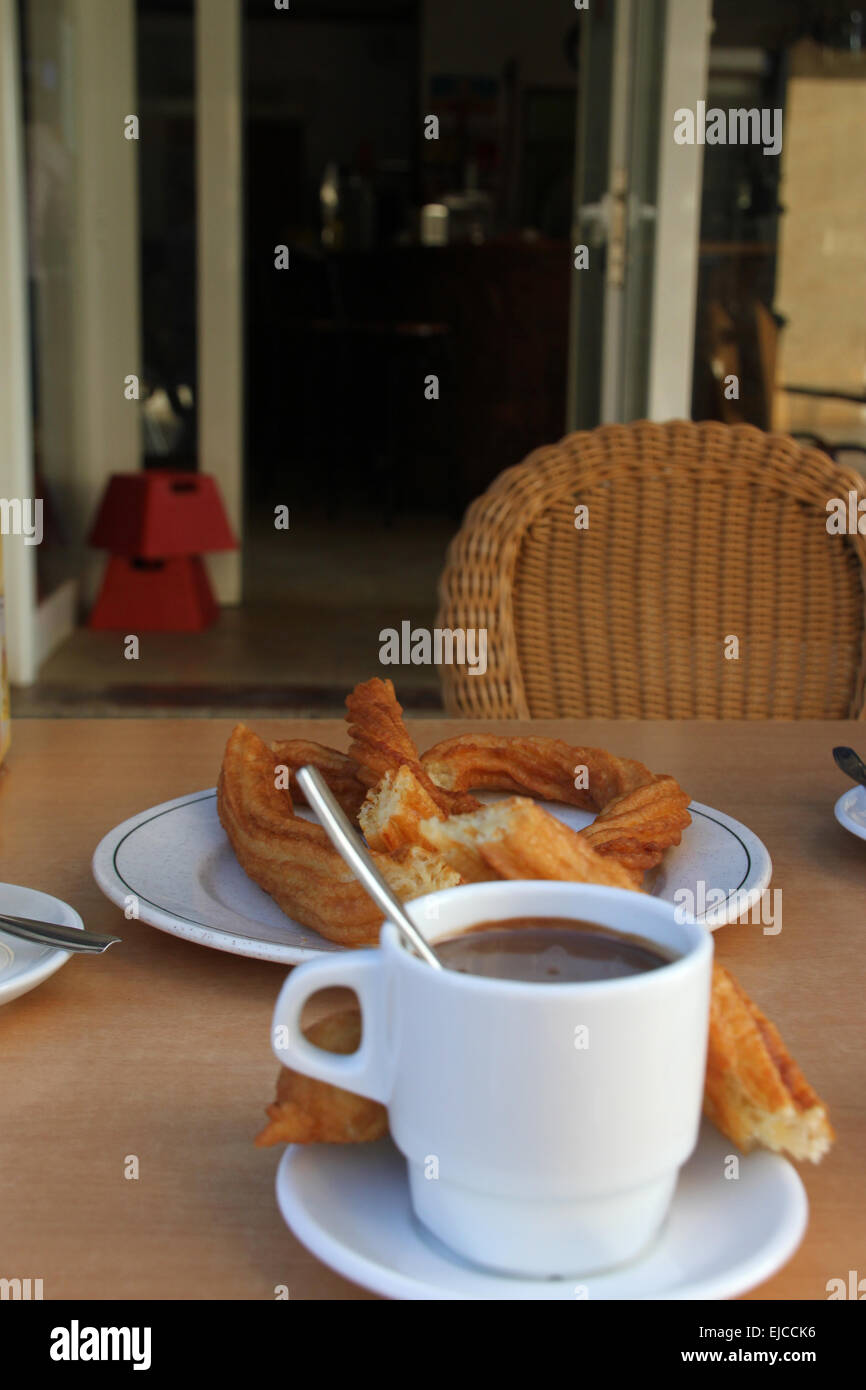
0, 883, 84, 1005
275, 1125, 807, 1300
92, 790, 772, 964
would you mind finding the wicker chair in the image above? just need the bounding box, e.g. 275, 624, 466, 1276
436, 420, 866, 718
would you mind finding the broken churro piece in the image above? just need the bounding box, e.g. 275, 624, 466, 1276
256, 1011, 388, 1146
704, 963, 833, 1162
359, 764, 447, 853
346, 678, 480, 813
420, 797, 641, 890
414, 807, 499, 883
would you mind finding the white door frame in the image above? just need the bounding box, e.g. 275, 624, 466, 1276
0, 0, 142, 685
71, 0, 142, 607
598, 0, 636, 424
196, 0, 243, 604
646, 0, 713, 420
0, 0, 38, 685
568, 0, 712, 428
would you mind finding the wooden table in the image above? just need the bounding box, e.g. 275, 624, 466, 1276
1, 718, 863, 1301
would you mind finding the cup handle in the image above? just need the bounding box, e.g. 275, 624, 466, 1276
270, 950, 390, 1103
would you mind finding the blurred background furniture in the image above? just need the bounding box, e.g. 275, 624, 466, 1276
437, 420, 866, 719
255, 241, 571, 525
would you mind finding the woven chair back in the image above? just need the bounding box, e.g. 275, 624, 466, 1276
436, 421, 866, 718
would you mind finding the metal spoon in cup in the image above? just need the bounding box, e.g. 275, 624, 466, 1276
296, 765, 443, 970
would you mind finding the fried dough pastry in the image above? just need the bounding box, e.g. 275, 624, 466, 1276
258, 968, 833, 1163
346, 677, 419, 785
421, 733, 691, 874
419, 798, 641, 889
358, 764, 447, 853
270, 739, 367, 820
218, 724, 461, 947
346, 678, 480, 814
422, 733, 651, 808
581, 776, 692, 873
704, 964, 833, 1162
256, 1010, 387, 1146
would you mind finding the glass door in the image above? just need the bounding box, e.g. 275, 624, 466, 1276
567, 0, 712, 428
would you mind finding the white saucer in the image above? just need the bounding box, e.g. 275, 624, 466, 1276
834, 785, 866, 841
0, 883, 83, 1005
275, 1125, 807, 1300
92, 791, 772, 964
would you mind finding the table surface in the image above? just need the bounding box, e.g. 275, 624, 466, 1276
1, 717, 863, 1302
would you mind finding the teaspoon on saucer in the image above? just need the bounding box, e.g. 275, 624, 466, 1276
0, 912, 121, 954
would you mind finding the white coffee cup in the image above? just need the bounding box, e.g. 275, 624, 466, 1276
271, 880, 713, 1277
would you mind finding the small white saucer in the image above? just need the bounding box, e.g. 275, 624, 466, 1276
0, 883, 83, 1006
834, 785, 866, 842
275, 1124, 807, 1300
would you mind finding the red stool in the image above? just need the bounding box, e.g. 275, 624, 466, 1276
88, 472, 237, 632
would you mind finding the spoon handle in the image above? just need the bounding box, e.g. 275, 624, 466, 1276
0, 912, 121, 954
833, 746, 866, 788
296, 766, 443, 969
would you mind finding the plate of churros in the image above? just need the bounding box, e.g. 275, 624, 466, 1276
92, 677, 772, 963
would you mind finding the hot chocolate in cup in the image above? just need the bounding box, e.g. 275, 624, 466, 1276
271, 880, 713, 1278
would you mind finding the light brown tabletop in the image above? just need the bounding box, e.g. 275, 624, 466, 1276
0, 717, 863, 1301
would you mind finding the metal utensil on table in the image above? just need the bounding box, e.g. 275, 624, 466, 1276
0, 912, 121, 955
833, 746, 866, 789
296, 765, 443, 970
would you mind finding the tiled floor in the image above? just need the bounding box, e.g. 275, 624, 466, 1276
13, 509, 458, 717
